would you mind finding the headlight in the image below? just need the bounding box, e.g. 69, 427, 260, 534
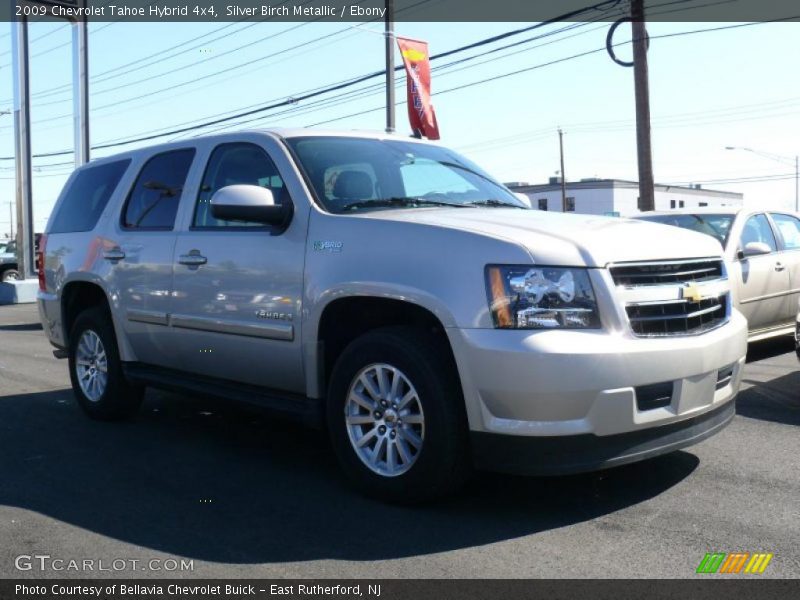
485, 265, 601, 329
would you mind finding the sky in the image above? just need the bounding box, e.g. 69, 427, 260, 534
0, 8, 799, 235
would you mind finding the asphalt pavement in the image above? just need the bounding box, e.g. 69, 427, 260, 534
0, 303, 798, 578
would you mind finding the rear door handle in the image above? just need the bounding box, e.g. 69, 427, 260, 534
775, 262, 786, 271
178, 251, 207, 267
102, 248, 126, 261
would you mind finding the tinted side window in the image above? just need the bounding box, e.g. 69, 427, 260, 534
193, 143, 285, 228
49, 160, 130, 234
740, 214, 778, 252
122, 149, 195, 230
770, 213, 800, 250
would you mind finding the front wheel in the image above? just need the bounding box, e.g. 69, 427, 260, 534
327, 327, 470, 503
68, 306, 143, 421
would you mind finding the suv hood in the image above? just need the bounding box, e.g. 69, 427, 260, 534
362, 208, 724, 267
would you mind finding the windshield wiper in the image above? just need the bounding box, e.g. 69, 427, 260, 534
466, 199, 527, 209
340, 197, 469, 211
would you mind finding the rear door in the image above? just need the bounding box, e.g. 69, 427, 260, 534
730, 213, 791, 331
767, 212, 800, 324
168, 138, 307, 394
109, 148, 197, 370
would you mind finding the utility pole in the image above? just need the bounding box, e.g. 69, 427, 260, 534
73, 17, 90, 166
631, 0, 655, 211
558, 128, 567, 212
12, 15, 34, 279
8, 203, 13, 239
726, 146, 799, 212
384, 0, 395, 133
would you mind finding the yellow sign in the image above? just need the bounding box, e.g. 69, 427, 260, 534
402, 48, 427, 62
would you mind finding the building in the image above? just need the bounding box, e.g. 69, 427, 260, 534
506, 178, 743, 216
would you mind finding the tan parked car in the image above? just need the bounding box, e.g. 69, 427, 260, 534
638, 208, 800, 341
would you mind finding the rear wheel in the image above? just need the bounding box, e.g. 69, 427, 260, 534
68, 306, 143, 420
327, 327, 470, 503
1, 268, 20, 282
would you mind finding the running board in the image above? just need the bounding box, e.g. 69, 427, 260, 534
122, 362, 323, 428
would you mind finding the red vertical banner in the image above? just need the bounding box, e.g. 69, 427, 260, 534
396, 36, 440, 140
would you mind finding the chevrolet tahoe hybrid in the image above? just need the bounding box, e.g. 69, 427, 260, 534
37, 130, 747, 502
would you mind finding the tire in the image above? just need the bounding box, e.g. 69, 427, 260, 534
1, 268, 20, 282
327, 326, 470, 503
68, 306, 143, 421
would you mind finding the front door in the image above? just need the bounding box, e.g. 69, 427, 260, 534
768, 212, 800, 326
169, 141, 306, 393
732, 213, 791, 332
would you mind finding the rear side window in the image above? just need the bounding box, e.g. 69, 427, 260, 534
770, 213, 800, 250
49, 159, 130, 234
122, 149, 195, 230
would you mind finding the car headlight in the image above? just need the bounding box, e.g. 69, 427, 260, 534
485, 265, 601, 329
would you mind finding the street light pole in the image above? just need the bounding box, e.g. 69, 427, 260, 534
726, 146, 799, 212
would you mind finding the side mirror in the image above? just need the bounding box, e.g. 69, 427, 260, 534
210, 185, 292, 229
738, 241, 772, 259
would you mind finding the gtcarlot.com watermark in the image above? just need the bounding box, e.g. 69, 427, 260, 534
14, 554, 194, 573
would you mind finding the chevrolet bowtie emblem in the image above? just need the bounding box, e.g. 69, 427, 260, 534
682, 283, 706, 303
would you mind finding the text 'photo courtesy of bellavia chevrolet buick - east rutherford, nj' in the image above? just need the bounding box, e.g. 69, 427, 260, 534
2, 0, 800, 591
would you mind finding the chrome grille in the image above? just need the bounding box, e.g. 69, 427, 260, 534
610, 259, 729, 337
610, 259, 723, 286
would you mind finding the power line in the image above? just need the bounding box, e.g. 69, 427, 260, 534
665, 173, 797, 185
1, 3, 791, 163
17, 0, 316, 105
305, 17, 799, 127
0, 0, 426, 124
0, 0, 620, 159
0, 21, 116, 69
5, 22, 251, 103
164, 19, 616, 139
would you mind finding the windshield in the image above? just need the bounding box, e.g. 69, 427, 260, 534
637, 214, 734, 246
285, 136, 527, 214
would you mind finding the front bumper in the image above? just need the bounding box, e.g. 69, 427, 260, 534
447, 310, 747, 471
471, 399, 735, 475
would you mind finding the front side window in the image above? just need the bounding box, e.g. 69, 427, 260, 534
740, 214, 778, 252
193, 143, 285, 228
286, 136, 526, 213
122, 149, 195, 230
49, 159, 130, 233
770, 213, 800, 250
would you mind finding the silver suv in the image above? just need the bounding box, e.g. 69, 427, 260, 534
37, 130, 747, 502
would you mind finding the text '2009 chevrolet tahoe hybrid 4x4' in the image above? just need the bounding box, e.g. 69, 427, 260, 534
38, 130, 747, 502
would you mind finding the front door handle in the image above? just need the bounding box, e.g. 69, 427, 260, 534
178, 251, 207, 267
775, 262, 786, 271
102, 248, 126, 261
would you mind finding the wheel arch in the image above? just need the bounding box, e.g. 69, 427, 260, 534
312, 294, 461, 401
60, 278, 136, 361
